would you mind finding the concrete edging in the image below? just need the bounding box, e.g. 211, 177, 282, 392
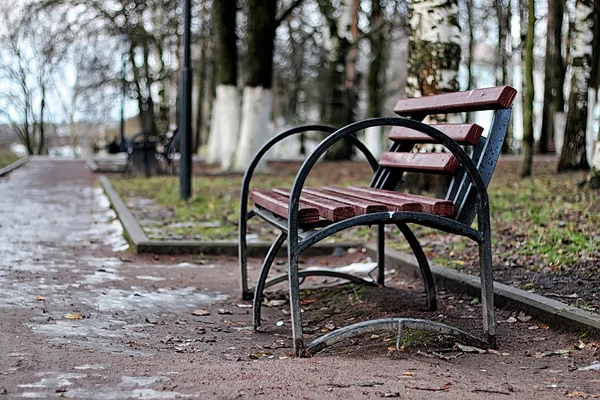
0, 157, 29, 177
84, 157, 99, 172
365, 244, 600, 334
98, 175, 360, 256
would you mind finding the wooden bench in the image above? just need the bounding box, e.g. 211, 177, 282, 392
239, 86, 517, 356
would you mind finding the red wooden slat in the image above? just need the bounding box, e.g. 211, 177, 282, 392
302, 187, 390, 214
388, 123, 484, 145
272, 188, 355, 222
322, 186, 423, 213
347, 186, 455, 216
394, 86, 517, 117
379, 152, 460, 174
250, 189, 320, 224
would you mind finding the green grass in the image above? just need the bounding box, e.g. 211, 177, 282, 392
112, 159, 599, 278
0, 153, 20, 168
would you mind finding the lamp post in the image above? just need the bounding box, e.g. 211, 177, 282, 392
179, 0, 193, 200
119, 34, 130, 152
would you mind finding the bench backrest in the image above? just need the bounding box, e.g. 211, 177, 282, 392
370, 86, 517, 226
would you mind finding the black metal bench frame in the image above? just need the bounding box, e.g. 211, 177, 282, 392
239, 97, 513, 356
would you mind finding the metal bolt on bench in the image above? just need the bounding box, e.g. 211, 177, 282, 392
239, 86, 517, 356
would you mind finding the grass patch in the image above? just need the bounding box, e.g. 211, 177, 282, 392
0, 152, 20, 168
112, 158, 599, 291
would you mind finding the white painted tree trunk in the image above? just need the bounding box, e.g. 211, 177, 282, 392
586, 88, 598, 161
234, 86, 273, 171
365, 126, 383, 159
554, 112, 566, 155
206, 85, 240, 167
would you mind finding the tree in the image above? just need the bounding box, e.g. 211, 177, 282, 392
206, 0, 239, 169
520, 0, 535, 177
317, 0, 358, 160
365, 0, 388, 158
233, 0, 303, 171
539, 0, 565, 154
0, 1, 69, 155
586, 0, 600, 187
407, 0, 461, 115
558, 0, 594, 172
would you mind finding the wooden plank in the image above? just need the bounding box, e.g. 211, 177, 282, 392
250, 189, 320, 224
322, 186, 423, 213
388, 123, 484, 145
298, 187, 389, 215
379, 152, 460, 174
272, 188, 355, 222
347, 186, 455, 216
394, 86, 517, 117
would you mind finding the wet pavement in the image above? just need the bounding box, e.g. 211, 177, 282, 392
0, 158, 599, 399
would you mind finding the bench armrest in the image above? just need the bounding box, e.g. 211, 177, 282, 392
287, 117, 489, 241
240, 125, 379, 220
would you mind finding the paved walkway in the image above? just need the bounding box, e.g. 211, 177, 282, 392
0, 158, 598, 399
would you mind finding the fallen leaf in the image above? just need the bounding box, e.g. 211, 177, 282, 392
35, 296, 46, 302
370, 334, 380, 340
266, 299, 286, 307
505, 317, 517, 323
145, 316, 159, 324
196, 327, 206, 334
402, 372, 414, 377
64, 313, 83, 320
378, 392, 400, 398
300, 299, 316, 305
236, 304, 252, 308
567, 391, 583, 398
276, 321, 285, 326
217, 309, 233, 315
192, 309, 210, 316
517, 312, 532, 322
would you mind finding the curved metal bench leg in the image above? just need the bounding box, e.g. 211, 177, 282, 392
377, 224, 385, 286
478, 206, 497, 349
307, 318, 488, 354
288, 242, 306, 356
396, 223, 437, 311
253, 232, 287, 330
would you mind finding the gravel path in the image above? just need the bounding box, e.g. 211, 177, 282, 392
0, 158, 598, 399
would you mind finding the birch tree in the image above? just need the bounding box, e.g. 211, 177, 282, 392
407, 0, 461, 116
558, 0, 593, 172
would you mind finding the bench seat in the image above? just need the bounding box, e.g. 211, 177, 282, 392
250, 186, 455, 227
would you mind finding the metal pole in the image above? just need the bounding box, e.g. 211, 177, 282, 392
120, 54, 126, 152
179, 0, 193, 200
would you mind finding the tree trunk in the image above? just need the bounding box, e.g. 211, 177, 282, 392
234, 0, 278, 171
366, 0, 386, 158
194, 36, 206, 155
520, 0, 535, 177
587, 0, 600, 188
539, 0, 564, 154
558, 0, 593, 172
408, 0, 461, 116
37, 85, 46, 155
207, 0, 239, 167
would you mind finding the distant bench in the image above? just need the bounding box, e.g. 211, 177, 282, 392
239, 86, 517, 356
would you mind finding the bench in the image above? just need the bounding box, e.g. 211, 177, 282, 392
239, 86, 517, 356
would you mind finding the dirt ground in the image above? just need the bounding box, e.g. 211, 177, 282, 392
0, 158, 599, 399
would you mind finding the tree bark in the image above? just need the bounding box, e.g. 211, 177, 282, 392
207, 0, 240, 166
558, 0, 593, 172
520, 0, 535, 177
234, 0, 277, 171
408, 0, 461, 118
539, 0, 564, 154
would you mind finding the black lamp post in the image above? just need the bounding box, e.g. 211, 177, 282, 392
179, 0, 193, 199
119, 34, 130, 152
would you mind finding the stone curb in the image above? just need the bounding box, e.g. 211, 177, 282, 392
0, 157, 29, 177
365, 244, 600, 334
84, 157, 99, 172
98, 175, 360, 257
